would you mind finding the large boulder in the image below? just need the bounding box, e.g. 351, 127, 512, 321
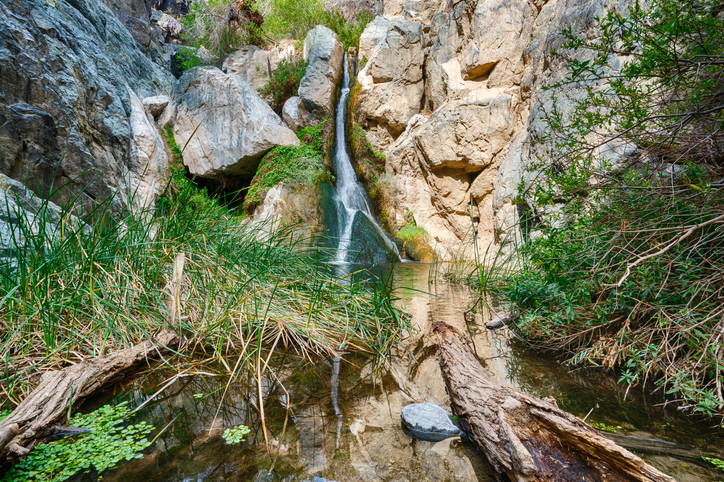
0, 0, 174, 211
355, 17, 425, 140
223, 42, 297, 93
160, 66, 300, 179
298, 26, 344, 122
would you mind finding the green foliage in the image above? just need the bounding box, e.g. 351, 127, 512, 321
396, 224, 428, 242
505, 0, 724, 416
222, 425, 250, 445
0, 410, 10, 421
590, 422, 622, 433
180, 0, 264, 68
263, 0, 373, 48
175, 45, 203, 72
259, 57, 307, 112
703, 457, 724, 472
1, 403, 152, 482
242, 124, 329, 214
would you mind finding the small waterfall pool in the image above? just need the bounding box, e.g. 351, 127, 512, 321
77, 263, 724, 482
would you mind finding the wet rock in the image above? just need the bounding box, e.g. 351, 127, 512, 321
401, 403, 463, 442
299, 26, 345, 122
347, 211, 399, 264
486, 313, 517, 330
159, 66, 299, 179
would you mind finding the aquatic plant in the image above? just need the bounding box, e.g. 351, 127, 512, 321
0, 403, 152, 482
222, 425, 251, 445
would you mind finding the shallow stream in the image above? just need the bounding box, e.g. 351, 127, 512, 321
76, 263, 724, 481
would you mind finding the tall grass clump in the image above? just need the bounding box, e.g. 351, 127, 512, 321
504, 0, 724, 416
0, 172, 409, 409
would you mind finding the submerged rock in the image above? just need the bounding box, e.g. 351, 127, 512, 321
401, 403, 464, 442
159, 66, 300, 179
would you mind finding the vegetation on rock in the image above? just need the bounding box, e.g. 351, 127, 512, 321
242, 120, 332, 214
497, 0, 724, 416
259, 57, 308, 112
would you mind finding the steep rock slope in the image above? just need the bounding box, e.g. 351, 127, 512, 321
355, 0, 633, 257
0, 0, 174, 211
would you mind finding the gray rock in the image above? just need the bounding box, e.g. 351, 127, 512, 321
299, 26, 344, 122
160, 66, 300, 179
282, 96, 314, 132
401, 403, 464, 442
142, 95, 172, 117
0, 0, 174, 211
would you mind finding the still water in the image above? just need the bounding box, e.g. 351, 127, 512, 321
75, 263, 724, 481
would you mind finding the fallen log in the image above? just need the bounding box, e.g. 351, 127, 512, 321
0, 328, 180, 465
433, 321, 675, 482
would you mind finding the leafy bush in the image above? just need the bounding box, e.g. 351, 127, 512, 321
505, 0, 724, 415
180, 0, 264, 68
259, 57, 307, 112
262, 0, 373, 48
222, 425, 251, 445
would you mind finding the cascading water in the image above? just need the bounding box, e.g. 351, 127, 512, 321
332, 54, 400, 264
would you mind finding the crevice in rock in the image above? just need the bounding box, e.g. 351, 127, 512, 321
464, 60, 499, 82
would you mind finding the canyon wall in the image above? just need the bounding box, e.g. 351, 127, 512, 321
354, 0, 633, 258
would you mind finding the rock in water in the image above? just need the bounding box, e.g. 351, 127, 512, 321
401, 403, 464, 442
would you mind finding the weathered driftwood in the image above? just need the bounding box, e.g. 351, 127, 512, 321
0, 329, 180, 463
433, 321, 675, 482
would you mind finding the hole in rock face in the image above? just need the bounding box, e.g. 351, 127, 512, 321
463, 61, 499, 82
185, 168, 252, 209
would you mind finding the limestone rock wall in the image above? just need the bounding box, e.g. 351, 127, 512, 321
355, 0, 633, 258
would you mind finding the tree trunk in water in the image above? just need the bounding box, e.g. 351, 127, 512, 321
432, 321, 675, 482
0, 329, 180, 465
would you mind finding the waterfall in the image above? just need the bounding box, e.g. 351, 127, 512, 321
332, 54, 400, 264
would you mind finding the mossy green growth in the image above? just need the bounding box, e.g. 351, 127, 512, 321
396, 224, 428, 242
1, 402, 153, 482
222, 425, 251, 445
243, 120, 331, 214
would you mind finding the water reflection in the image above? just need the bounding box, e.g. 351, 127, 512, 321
75, 262, 723, 482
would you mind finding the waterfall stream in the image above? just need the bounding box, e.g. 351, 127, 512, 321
332, 54, 400, 264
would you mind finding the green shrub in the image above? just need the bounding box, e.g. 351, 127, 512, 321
396, 224, 427, 242
505, 0, 724, 416
259, 57, 307, 112
263, 0, 373, 49
180, 0, 265, 68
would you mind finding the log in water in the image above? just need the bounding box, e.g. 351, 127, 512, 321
433, 321, 676, 482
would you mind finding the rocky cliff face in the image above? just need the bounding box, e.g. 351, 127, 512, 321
0, 0, 174, 212
355, 0, 632, 258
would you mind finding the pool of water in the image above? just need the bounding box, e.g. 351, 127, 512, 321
73, 262, 724, 481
